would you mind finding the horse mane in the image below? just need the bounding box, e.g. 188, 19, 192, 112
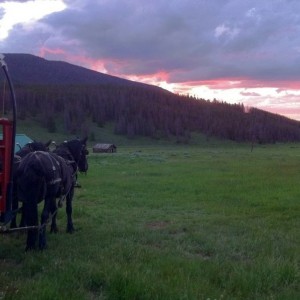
16, 140, 52, 158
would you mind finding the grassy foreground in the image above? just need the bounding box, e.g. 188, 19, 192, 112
1, 143, 299, 299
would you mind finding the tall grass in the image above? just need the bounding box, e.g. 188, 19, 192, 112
1, 143, 299, 299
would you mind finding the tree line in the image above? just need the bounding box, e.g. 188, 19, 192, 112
6, 83, 300, 143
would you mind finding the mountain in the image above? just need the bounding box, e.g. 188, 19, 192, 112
1, 53, 300, 144
2, 53, 160, 90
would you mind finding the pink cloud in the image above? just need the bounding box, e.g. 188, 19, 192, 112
124, 70, 170, 84
258, 105, 300, 120
171, 78, 300, 90
240, 91, 261, 96
39, 46, 109, 73
39, 47, 66, 57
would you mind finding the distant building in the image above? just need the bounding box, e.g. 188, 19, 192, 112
93, 143, 117, 153
0, 133, 33, 153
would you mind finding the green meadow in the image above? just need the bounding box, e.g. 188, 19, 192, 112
1, 141, 299, 299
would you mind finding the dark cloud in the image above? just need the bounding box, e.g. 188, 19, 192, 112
1, 0, 300, 85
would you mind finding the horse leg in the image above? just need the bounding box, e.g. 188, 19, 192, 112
10, 196, 19, 229
66, 187, 75, 233
11, 183, 23, 228
24, 201, 38, 251
39, 197, 51, 250
50, 198, 59, 233
19, 205, 26, 227
11, 205, 26, 229
11, 160, 20, 229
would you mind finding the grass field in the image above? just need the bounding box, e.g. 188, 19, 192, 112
1, 142, 299, 299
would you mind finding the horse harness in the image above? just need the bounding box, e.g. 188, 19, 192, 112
31, 151, 63, 185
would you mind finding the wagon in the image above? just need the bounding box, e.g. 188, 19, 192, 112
0, 54, 17, 226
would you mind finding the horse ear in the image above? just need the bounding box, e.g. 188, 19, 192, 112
45, 140, 52, 148
28, 142, 33, 151
81, 137, 88, 145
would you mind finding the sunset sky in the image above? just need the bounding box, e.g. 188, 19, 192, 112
1, 0, 300, 120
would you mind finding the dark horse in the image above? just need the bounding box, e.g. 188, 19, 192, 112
10, 140, 53, 229
16, 138, 88, 250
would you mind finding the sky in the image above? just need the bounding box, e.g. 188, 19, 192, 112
0, 0, 300, 120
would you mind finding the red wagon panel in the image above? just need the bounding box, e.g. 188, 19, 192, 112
0, 118, 14, 214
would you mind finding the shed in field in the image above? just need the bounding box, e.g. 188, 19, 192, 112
93, 143, 117, 153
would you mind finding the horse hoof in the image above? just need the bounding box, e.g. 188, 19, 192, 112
66, 226, 74, 234
10, 223, 17, 229
39, 240, 47, 250
50, 227, 58, 233
25, 245, 36, 252
39, 245, 47, 251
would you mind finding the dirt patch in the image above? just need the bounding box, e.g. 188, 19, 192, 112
184, 249, 212, 260
146, 221, 170, 229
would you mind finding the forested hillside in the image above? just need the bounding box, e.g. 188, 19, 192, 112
2, 54, 300, 143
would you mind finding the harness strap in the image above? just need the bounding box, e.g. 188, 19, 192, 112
48, 178, 62, 185
34, 151, 62, 185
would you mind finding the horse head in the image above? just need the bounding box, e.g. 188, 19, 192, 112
62, 137, 89, 173
79, 137, 89, 173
